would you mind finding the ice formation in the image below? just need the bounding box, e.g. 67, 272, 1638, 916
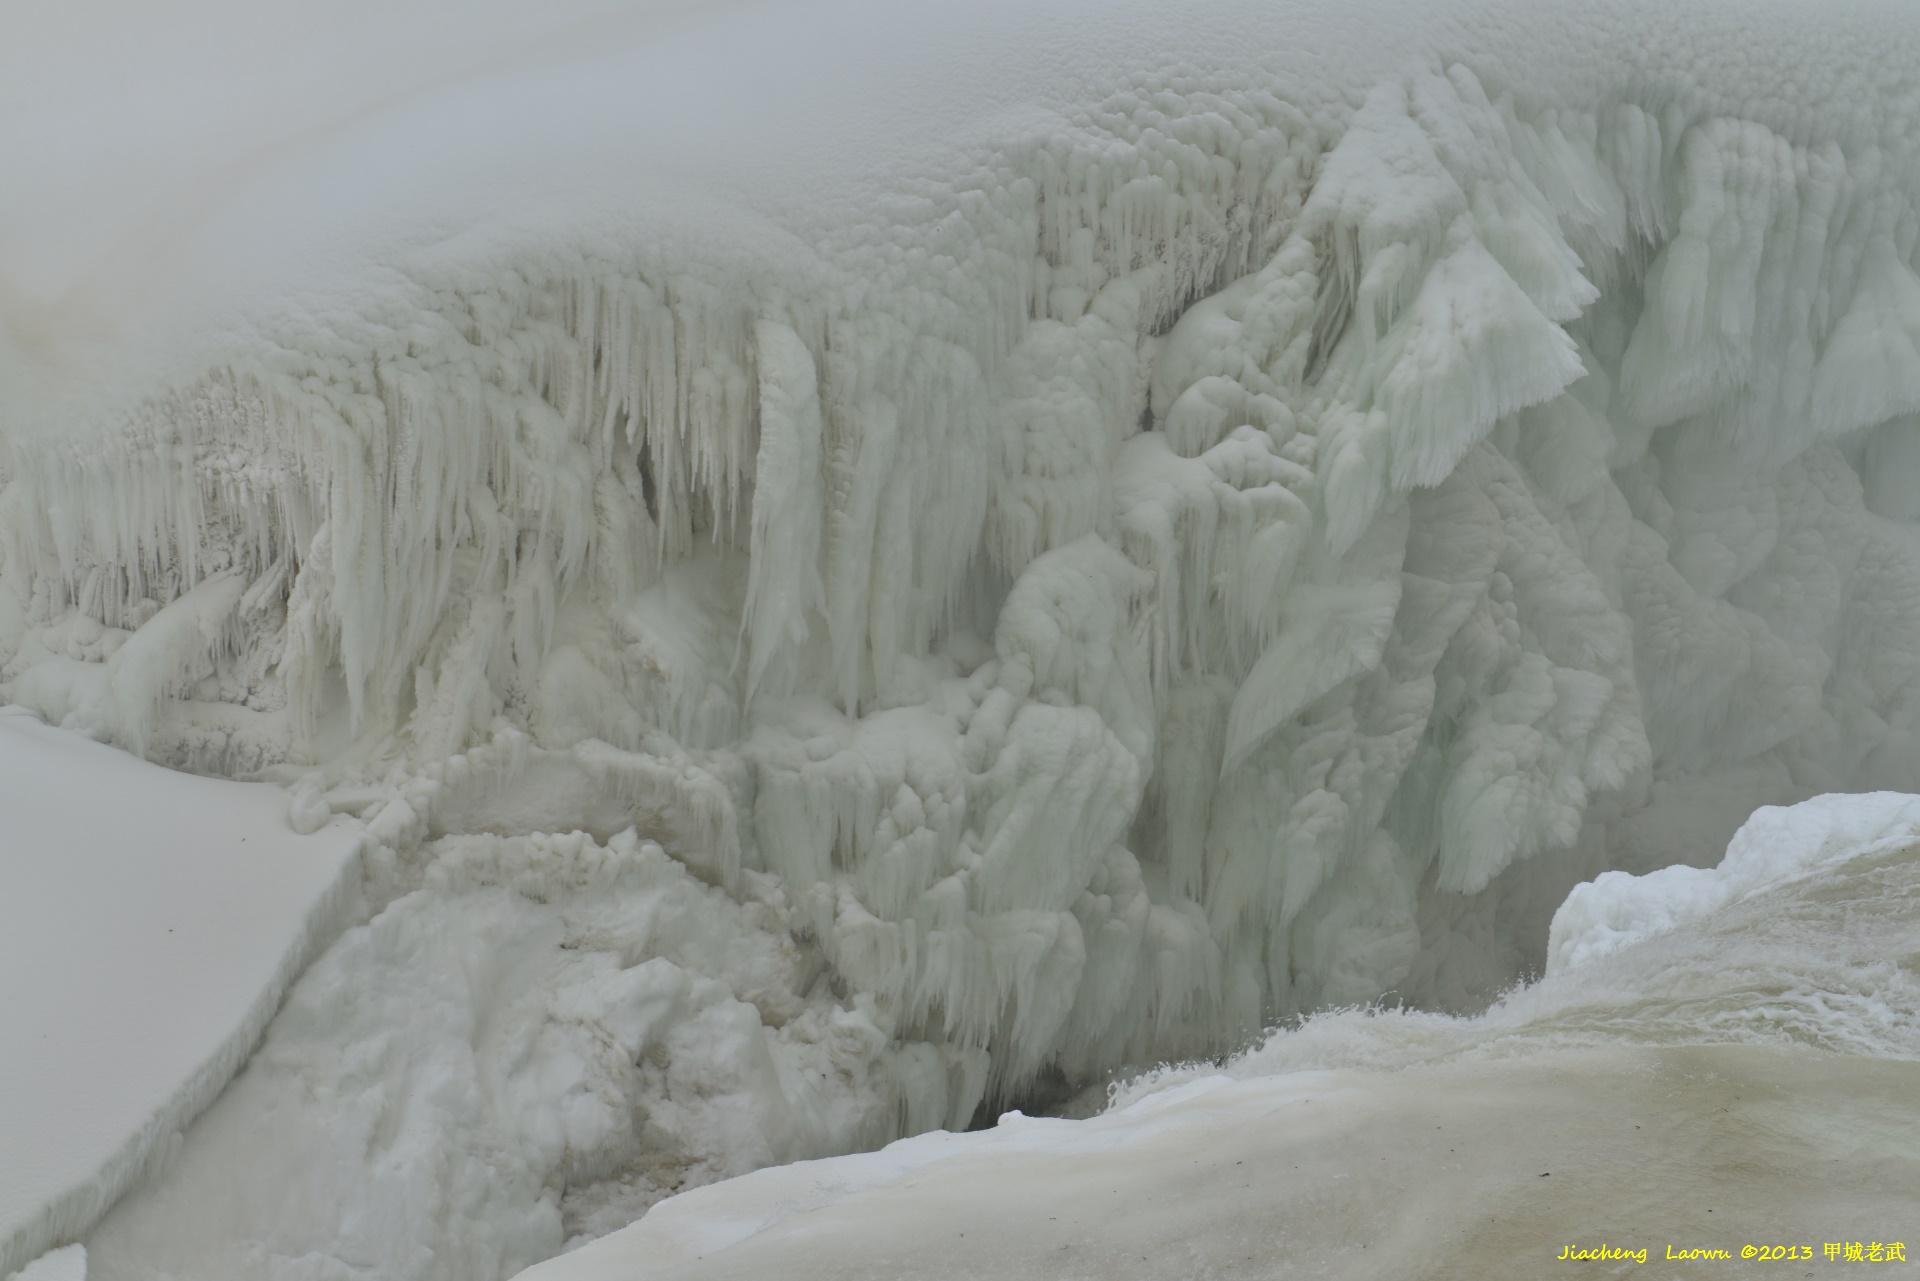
9, 0, 1920, 1272
516, 787, 1920, 1280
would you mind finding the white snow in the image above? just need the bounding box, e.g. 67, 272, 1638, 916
0, 710, 361, 1277
4, 1246, 86, 1281
4, 1246, 85, 1281
1548, 790, 1920, 973
514, 1047, 1920, 1280
8, 0, 1920, 1273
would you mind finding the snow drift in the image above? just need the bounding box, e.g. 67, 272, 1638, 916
9, 0, 1920, 1272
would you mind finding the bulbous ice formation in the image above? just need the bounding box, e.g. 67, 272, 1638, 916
8, 0, 1920, 1269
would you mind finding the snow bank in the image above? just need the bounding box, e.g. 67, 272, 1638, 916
5, 1246, 85, 1281
0, 710, 361, 1278
515, 1045, 1920, 1281
1548, 791, 1920, 973
10, 0, 1920, 1268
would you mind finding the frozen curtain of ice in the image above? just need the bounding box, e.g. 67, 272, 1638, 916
9, 0, 1920, 1269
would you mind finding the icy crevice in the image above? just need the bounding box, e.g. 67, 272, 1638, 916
10, 37, 1920, 1277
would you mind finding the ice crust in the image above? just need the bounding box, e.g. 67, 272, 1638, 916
0, 712, 361, 1278
10, 0, 1920, 1272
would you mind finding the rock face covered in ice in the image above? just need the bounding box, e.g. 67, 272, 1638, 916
9, 0, 1920, 1270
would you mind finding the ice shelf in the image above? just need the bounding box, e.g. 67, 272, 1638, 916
0, 710, 361, 1276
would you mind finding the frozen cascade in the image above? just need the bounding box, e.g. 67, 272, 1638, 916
9, 0, 1920, 1274
510, 787, 1920, 1281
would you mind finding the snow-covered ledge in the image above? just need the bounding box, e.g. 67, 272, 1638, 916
0, 711, 362, 1276
510, 789, 1920, 1280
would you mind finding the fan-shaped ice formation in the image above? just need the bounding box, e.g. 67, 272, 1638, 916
10, 0, 1920, 1271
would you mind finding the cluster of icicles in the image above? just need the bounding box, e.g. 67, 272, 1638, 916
8, 60, 1920, 1167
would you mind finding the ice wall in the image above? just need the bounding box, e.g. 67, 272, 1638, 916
10, 0, 1920, 1259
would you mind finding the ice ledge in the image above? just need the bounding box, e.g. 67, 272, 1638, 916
0, 710, 363, 1276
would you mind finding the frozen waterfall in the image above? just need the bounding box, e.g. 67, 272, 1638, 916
7, 0, 1920, 1275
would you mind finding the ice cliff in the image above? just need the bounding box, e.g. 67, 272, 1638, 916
9, 0, 1920, 1270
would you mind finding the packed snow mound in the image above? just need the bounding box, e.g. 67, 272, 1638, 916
0, 711, 361, 1279
79, 828, 981, 1281
11, 0, 1920, 1267
5, 1246, 85, 1281
1121, 788, 1920, 1093
1548, 791, 1920, 973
